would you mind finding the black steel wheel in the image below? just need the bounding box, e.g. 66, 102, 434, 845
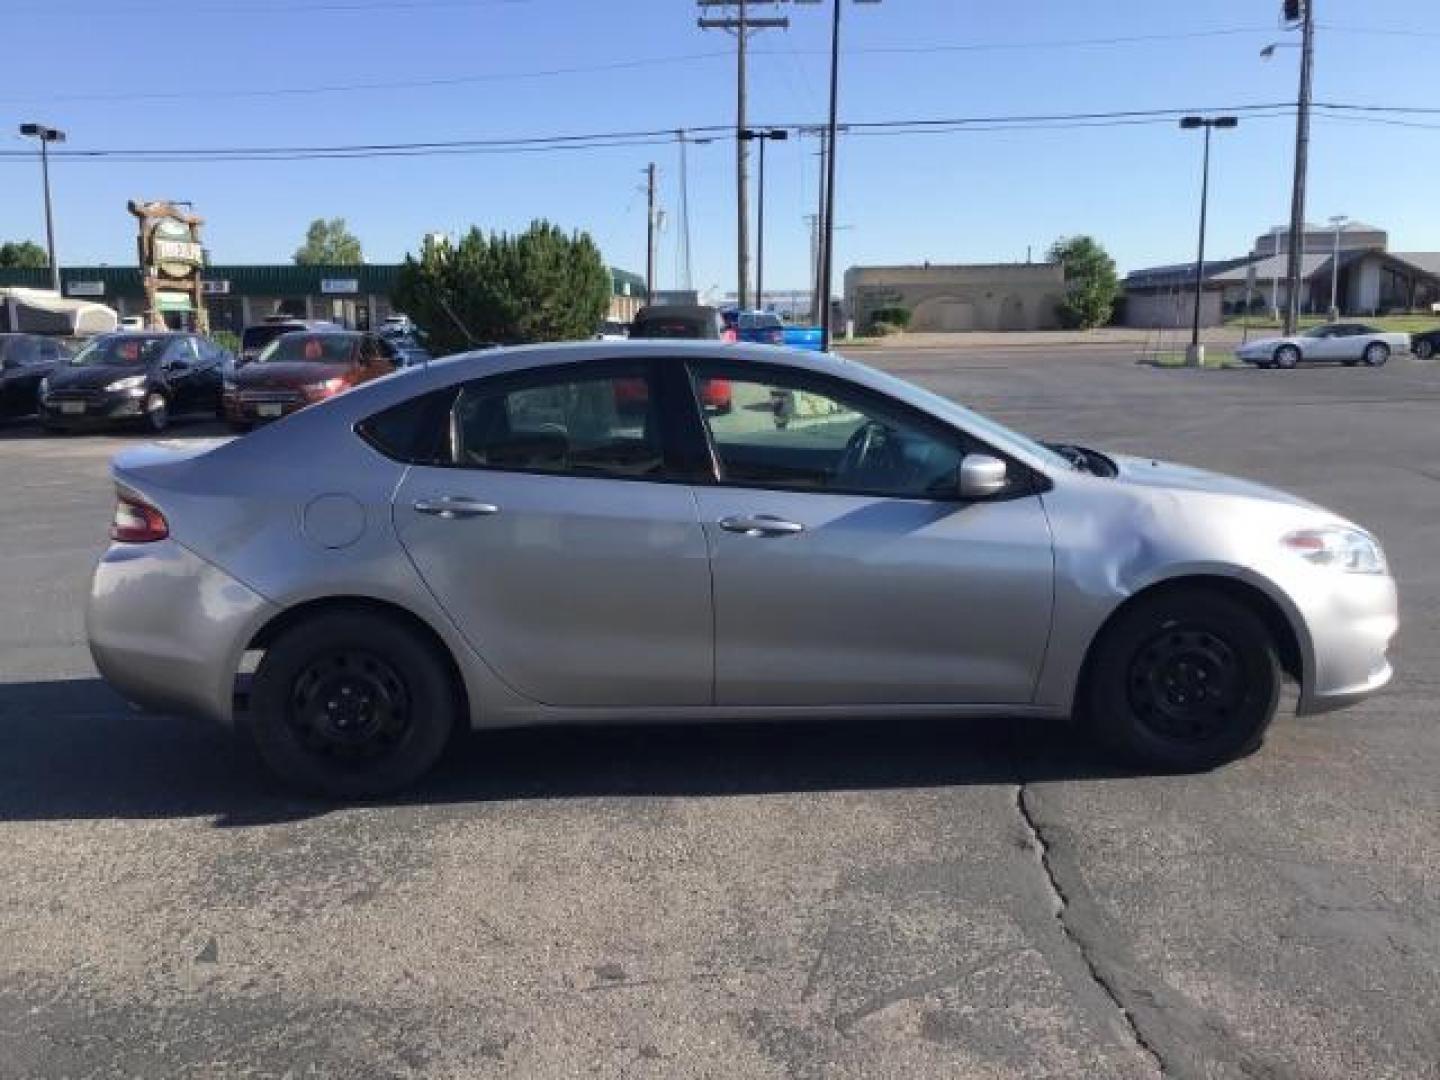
1274, 345, 1300, 369
144, 391, 170, 433
1416, 339, 1435, 361
1083, 588, 1281, 771
250, 610, 458, 797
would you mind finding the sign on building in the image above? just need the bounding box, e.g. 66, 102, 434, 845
66, 281, 106, 297
202, 280, 231, 295
321, 278, 359, 295
128, 199, 209, 333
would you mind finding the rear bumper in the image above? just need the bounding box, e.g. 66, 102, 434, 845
87, 539, 276, 726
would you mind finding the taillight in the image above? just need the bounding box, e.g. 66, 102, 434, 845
111, 493, 169, 543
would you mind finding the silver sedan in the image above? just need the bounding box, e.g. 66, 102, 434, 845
1235, 323, 1410, 368
87, 342, 1398, 796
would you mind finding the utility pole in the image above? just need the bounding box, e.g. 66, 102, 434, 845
805, 213, 821, 324
645, 163, 657, 305
698, 0, 788, 311
1282, 0, 1315, 335
19, 123, 66, 294
676, 131, 694, 293
1328, 213, 1347, 319
740, 128, 788, 310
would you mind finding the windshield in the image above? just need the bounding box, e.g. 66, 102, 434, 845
739, 311, 783, 330
1300, 326, 1331, 338
242, 324, 305, 353
256, 333, 357, 364
69, 335, 170, 367
840, 354, 1080, 472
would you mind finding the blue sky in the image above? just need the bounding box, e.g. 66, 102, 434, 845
2, 0, 1438, 292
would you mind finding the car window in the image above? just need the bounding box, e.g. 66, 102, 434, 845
689, 365, 970, 499
69, 335, 171, 367
1, 337, 38, 367
257, 334, 357, 365
451, 366, 664, 480
166, 338, 200, 365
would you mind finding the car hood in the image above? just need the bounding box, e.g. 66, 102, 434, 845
1236, 336, 1289, 352
1109, 453, 1320, 511
50, 364, 150, 389
234, 361, 352, 388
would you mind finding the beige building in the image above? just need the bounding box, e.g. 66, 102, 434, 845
845, 262, 1066, 332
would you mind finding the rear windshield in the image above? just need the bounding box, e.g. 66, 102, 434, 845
632, 317, 716, 340
739, 312, 783, 330
69, 335, 170, 367
242, 324, 305, 352
257, 334, 358, 364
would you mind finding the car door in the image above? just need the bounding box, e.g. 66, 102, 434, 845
391, 358, 714, 707
159, 337, 201, 411
685, 359, 1055, 707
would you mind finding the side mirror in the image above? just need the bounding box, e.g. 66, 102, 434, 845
958, 453, 1009, 499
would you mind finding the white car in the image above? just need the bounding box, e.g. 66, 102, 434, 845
1236, 323, 1410, 369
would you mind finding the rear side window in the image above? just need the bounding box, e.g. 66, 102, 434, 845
452, 366, 664, 479
356, 388, 455, 464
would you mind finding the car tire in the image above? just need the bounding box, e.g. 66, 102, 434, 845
1416, 339, 1435, 361
143, 392, 169, 433
1274, 345, 1300, 369
248, 610, 458, 798
1082, 588, 1281, 772
1363, 342, 1390, 367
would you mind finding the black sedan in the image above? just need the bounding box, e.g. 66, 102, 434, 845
40, 332, 230, 433
0, 333, 70, 420
1413, 328, 1440, 361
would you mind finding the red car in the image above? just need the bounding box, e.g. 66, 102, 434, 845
224, 331, 398, 429
622, 304, 734, 412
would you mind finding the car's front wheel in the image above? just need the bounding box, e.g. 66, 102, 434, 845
249, 610, 458, 797
1274, 345, 1300, 369
1083, 588, 1281, 772
1363, 342, 1390, 367
143, 392, 169, 433
1416, 339, 1435, 361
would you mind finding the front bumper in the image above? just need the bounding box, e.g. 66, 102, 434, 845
1294, 570, 1397, 715
87, 539, 276, 726
42, 389, 148, 427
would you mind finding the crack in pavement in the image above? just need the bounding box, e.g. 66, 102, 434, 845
1014, 784, 1167, 1077
1015, 784, 1288, 1080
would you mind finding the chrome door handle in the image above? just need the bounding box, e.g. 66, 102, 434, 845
718, 514, 805, 537
413, 497, 500, 519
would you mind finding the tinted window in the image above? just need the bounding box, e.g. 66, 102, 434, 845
257, 334, 358, 365
739, 311, 783, 330
356, 387, 455, 464
166, 338, 200, 365
452, 367, 663, 479
241, 324, 305, 353
69, 335, 171, 367
0, 337, 39, 367
690, 366, 970, 499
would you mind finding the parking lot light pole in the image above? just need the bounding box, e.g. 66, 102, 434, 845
739, 128, 788, 309
1328, 214, 1347, 320
1179, 115, 1238, 366
19, 123, 66, 294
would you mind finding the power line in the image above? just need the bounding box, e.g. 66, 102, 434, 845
9, 0, 529, 14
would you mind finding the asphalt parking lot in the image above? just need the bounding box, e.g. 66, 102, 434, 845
1, 346, 1437, 1079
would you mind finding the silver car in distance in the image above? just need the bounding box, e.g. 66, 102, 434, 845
87, 342, 1397, 796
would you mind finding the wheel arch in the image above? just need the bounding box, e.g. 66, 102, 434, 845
242, 595, 471, 730
1074, 573, 1307, 714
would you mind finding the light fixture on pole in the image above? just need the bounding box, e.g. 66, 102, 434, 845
18, 122, 66, 294
795, 0, 881, 352
1328, 214, 1347, 320
739, 128, 788, 310
1178, 115, 1238, 367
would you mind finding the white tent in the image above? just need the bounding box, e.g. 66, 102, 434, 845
0, 288, 118, 337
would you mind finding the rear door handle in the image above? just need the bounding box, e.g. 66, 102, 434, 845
718, 514, 805, 537
413, 496, 500, 519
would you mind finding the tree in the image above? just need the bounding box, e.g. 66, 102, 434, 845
1047, 235, 1120, 329
293, 218, 363, 265
0, 240, 49, 268
393, 220, 612, 353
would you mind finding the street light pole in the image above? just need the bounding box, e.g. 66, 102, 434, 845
1281, 0, 1315, 335
19, 123, 66, 294
740, 128, 788, 310
1328, 213, 1347, 319
1179, 115, 1238, 365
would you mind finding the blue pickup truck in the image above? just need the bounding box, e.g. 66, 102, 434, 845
722, 309, 825, 351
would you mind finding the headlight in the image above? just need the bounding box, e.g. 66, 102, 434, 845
106, 375, 147, 392
302, 377, 348, 399
1282, 527, 1387, 574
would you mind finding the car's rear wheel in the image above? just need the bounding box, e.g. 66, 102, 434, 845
144, 392, 169, 433
1083, 589, 1281, 772
1416, 339, 1435, 360
1274, 345, 1300, 369
1363, 342, 1390, 367
249, 611, 457, 797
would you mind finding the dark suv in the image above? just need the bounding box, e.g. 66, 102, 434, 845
1, 334, 71, 420
40, 332, 230, 432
